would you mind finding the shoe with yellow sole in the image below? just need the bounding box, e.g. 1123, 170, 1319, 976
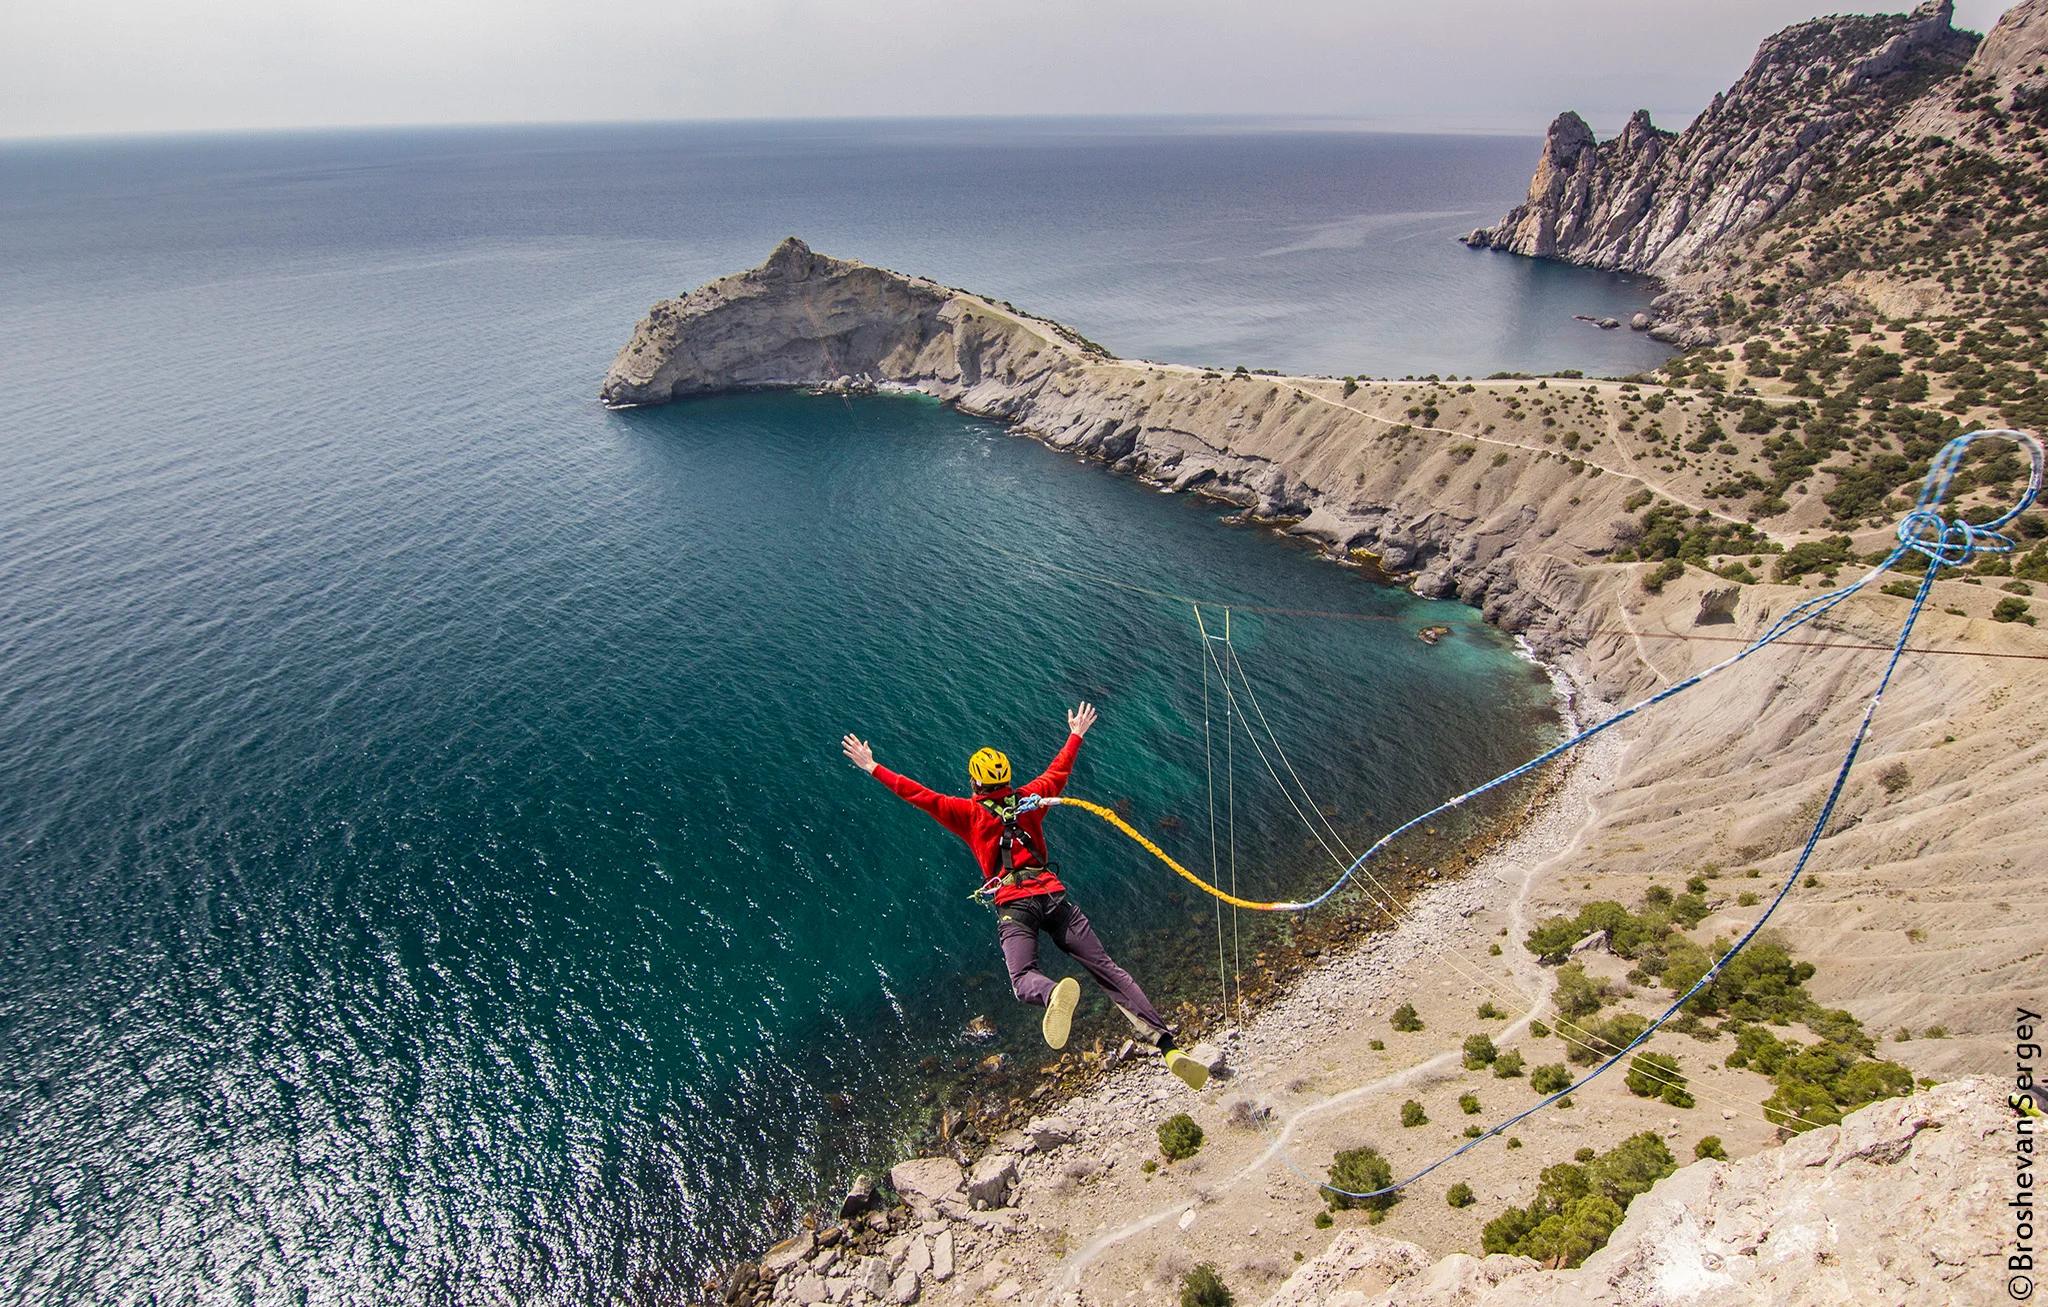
1042, 977, 1081, 1050
1165, 1048, 1209, 1091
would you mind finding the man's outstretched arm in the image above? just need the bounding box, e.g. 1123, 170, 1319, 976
842, 733, 975, 830
1025, 701, 1095, 797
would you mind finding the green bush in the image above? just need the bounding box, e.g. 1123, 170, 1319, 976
1531, 1063, 1573, 1094
1694, 1136, 1728, 1161
1626, 1051, 1695, 1107
1463, 1034, 1499, 1069
1448, 1182, 1475, 1208
1313, 1210, 1333, 1229
1391, 1003, 1424, 1032
1566, 1013, 1649, 1067
1481, 1133, 1676, 1267
1643, 558, 1686, 593
1324, 1146, 1398, 1217
1728, 1021, 1914, 1129
1181, 1263, 1233, 1307
1494, 1049, 1526, 1078
1529, 1020, 1550, 1038
1459, 1092, 1482, 1115
1774, 535, 1854, 582
1552, 963, 1604, 1020
1158, 1113, 1205, 1162
1477, 1001, 1504, 1019
1401, 1100, 1428, 1127
1994, 596, 2036, 624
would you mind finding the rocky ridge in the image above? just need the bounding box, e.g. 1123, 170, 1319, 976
1468, 0, 2048, 359
1464, 2, 1977, 320
604, 239, 1644, 650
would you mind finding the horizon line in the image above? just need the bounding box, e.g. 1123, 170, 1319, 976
0, 108, 1710, 150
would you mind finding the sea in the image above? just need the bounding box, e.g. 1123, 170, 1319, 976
0, 119, 1667, 1305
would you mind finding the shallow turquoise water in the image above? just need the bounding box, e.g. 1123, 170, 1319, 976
0, 122, 1585, 1303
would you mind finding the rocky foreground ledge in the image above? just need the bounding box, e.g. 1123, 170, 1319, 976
1264, 1076, 2007, 1307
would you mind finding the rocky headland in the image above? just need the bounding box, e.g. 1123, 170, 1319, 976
609, 6, 2048, 1300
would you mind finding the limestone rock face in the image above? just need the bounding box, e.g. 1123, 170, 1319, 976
1965, 0, 2048, 86
592, 242, 1736, 650
1260, 1077, 2005, 1307
1465, 2, 1976, 285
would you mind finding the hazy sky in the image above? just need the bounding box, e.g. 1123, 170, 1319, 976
0, 0, 2017, 141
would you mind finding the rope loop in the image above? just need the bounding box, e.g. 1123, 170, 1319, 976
1897, 427, 2045, 568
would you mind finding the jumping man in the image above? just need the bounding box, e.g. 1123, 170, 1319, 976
840, 702, 1208, 1090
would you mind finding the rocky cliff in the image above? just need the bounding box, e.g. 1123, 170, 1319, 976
1260, 1077, 2007, 1306
1464, 1, 1981, 330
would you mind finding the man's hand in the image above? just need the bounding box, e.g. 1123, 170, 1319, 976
841, 734, 877, 774
1067, 701, 1097, 739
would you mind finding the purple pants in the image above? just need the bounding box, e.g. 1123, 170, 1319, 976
996, 893, 1172, 1039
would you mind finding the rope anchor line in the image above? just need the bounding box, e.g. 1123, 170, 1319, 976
1037, 428, 2043, 1200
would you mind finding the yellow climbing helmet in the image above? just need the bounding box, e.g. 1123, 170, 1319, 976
968, 748, 1012, 787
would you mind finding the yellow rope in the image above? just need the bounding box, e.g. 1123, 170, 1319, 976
1048, 797, 1296, 912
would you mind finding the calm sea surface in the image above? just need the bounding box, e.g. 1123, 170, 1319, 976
0, 120, 1652, 1304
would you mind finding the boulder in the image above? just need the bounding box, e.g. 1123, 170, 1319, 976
760, 1232, 815, 1273
931, 1229, 955, 1283
1182, 1042, 1228, 1074
889, 1270, 920, 1304
789, 1273, 828, 1306
1569, 928, 1610, 955
965, 1153, 1019, 1210
838, 1173, 876, 1220
887, 1158, 963, 1205
1023, 1115, 1078, 1151
852, 1256, 891, 1298
1630, 312, 1653, 330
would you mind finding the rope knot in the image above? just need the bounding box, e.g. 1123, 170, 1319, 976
1894, 507, 2011, 569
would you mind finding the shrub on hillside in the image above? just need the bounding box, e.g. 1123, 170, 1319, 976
1530, 1063, 1574, 1094
1181, 1264, 1232, 1307
1481, 1132, 1677, 1267
1158, 1114, 1204, 1162
1323, 1146, 1398, 1217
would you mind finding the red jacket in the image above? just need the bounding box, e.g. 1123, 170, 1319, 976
872, 734, 1080, 904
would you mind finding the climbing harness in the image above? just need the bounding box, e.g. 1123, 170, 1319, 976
971, 792, 1057, 903
1017, 428, 2045, 1198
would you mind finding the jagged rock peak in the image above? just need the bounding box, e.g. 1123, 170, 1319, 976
1465, 1, 1980, 294
761, 235, 818, 280
1540, 111, 1596, 167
